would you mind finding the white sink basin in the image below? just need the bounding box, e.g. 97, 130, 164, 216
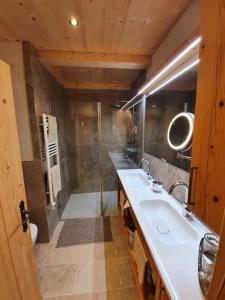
140, 200, 198, 246
124, 172, 149, 187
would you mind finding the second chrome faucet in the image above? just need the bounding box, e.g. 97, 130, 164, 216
168, 182, 192, 218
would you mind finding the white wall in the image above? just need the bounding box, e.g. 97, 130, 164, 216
147, 0, 200, 79
0, 42, 33, 161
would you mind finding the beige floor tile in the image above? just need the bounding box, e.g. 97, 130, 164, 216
47, 243, 105, 265
56, 288, 139, 300
36, 216, 137, 300
38, 264, 76, 297
110, 216, 123, 238
56, 290, 116, 300
50, 221, 64, 245
34, 243, 54, 267
57, 292, 107, 300
105, 290, 121, 300
104, 236, 128, 259
105, 258, 135, 290
119, 287, 139, 300
73, 260, 107, 294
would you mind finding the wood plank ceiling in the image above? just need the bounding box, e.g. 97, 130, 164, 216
0, 0, 192, 90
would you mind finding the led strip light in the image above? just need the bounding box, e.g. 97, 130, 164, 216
147, 58, 200, 97
120, 36, 201, 110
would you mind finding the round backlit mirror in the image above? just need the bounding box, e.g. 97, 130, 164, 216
167, 112, 194, 151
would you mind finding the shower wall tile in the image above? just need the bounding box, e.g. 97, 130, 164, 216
22, 160, 49, 242
144, 153, 189, 203
23, 42, 70, 241
63, 95, 131, 193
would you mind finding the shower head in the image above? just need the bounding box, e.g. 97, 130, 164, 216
110, 103, 121, 109
110, 101, 128, 110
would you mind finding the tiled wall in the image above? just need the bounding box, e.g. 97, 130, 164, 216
143, 153, 190, 203
22, 42, 70, 242
63, 92, 132, 193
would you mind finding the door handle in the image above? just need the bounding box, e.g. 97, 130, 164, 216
19, 200, 32, 232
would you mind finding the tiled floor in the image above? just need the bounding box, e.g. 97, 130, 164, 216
34, 216, 139, 300
61, 192, 119, 220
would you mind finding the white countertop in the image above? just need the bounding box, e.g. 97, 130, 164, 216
108, 151, 138, 170
117, 168, 207, 300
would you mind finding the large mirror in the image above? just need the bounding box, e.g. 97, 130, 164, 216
144, 65, 198, 172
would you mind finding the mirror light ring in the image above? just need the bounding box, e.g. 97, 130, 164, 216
167, 112, 194, 151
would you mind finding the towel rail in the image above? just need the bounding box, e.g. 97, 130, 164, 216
42, 113, 61, 210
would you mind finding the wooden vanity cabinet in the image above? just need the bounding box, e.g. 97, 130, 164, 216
159, 284, 170, 300
118, 179, 170, 300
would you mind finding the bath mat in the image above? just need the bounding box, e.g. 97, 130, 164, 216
56, 217, 113, 247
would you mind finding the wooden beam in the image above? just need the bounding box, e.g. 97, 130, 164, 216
37, 50, 151, 70
44, 65, 131, 90
62, 82, 131, 91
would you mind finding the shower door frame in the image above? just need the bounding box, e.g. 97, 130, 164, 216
97, 102, 104, 216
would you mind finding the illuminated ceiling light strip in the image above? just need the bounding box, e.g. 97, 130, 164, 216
122, 36, 201, 111
147, 58, 200, 97
120, 94, 139, 110
137, 36, 201, 95
127, 97, 144, 110
126, 59, 200, 110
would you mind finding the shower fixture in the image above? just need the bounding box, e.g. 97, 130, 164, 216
110, 101, 128, 110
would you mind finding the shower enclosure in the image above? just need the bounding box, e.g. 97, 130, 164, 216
59, 100, 131, 219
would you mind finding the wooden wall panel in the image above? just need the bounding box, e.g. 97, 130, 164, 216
190, 0, 225, 233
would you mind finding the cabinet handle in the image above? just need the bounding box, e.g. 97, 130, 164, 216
187, 166, 198, 206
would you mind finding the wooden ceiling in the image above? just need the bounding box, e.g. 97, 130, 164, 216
0, 0, 192, 90
45, 65, 141, 90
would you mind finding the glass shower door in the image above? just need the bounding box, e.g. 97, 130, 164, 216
61, 101, 102, 219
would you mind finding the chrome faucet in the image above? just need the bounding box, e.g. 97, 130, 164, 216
168, 182, 192, 218
138, 158, 151, 180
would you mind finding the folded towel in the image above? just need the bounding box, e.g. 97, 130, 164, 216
132, 231, 148, 285
51, 164, 61, 198
48, 115, 57, 144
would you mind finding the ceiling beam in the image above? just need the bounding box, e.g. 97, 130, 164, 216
62, 82, 131, 90
44, 65, 132, 90
38, 50, 151, 70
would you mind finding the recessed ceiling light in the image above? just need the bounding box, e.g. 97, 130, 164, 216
69, 18, 78, 27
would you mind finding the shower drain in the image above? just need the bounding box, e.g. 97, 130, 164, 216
157, 224, 170, 234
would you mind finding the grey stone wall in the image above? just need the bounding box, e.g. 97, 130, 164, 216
143, 153, 190, 204
63, 93, 132, 194
22, 42, 70, 242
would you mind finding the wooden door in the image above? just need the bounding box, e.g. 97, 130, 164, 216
0, 59, 42, 300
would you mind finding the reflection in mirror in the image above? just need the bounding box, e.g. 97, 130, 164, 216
144, 66, 198, 172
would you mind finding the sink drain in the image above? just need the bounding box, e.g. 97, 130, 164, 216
157, 224, 169, 234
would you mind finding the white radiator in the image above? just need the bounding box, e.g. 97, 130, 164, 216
42, 113, 61, 210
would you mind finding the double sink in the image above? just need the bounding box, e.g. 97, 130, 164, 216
118, 169, 207, 300
124, 172, 198, 246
